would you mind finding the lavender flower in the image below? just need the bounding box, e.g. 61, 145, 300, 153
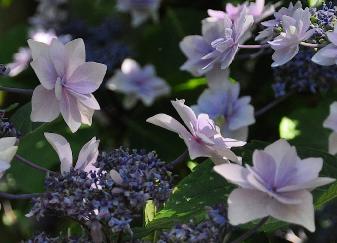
192, 80, 255, 141
256, 1, 303, 42
106, 58, 170, 109
147, 99, 245, 164
116, 0, 161, 27
312, 26, 337, 66
214, 139, 335, 232
180, 9, 254, 76
323, 102, 337, 155
28, 38, 107, 132
0, 137, 18, 179
269, 8, 315, 67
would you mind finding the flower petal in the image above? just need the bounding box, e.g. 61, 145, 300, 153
67, 62, 107, 94
328, 132, 337, 155
227, 188, 269, 225
44, 133, 73, 174
171, 99, 197, 134
267, 190, 315, 232
59, 92, 82, 133
31, 85, 60, 122
213, 163, 252, 188
75, 137, 99, 172
65, 38, 86, 77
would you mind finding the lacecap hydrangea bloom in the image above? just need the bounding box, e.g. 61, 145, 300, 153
214, 139, 335, 232
147, 99, 245, 164
312, 26, 337, 66
256, 1, 303, 42
192, 71, 255, 141
44, 132, 99, 174
28, 38, 107, 133
180, 8, 253, 76
116, 0, 161, 27
269, 8, 315, 67
323, 102, 337, 155
106, 58, 170, 109
0, 137, 18, 179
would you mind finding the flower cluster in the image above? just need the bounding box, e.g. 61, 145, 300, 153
159, 204, 229, 243
106, 58, 170, 109
272, 49, 337, 96
310, 2, 337, 41
29, 145, 173, 236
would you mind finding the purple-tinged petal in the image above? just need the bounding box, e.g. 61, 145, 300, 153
213, 163, 251, 188
253, 150, 276, 186
27, 39, 49, 60
30, 56, 58, 90
31, 85, 60, 122
264, 139, 292, 165
44, 133, 73, 174
312, 44, 337, 66
60, 91, 82, 133
171, 99, 197, 134
49, 39, 66, 77
67, 62, 107, 94
227, 188, 269, 225
278, 177, 335, 192
65, 38, 86, 78
323, 102, 337, 132
267, 190, 315, 232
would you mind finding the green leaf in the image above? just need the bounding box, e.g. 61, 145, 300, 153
173, 78, 207, 92
146, 140, 337, 234
308, 0, 323, 7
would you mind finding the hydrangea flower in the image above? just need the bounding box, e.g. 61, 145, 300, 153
192, 80, 255, 141
269, 8, 315, 67
209, 0, 274, 23
28, 38, 107, 132
312, 26, 337, 66
256, 1, 303, 42
44, 132, 99, 175
116, 0, 161, 27
0, 137, 18, 179
106, 58, 170, 109
147, 99, 245, 164
323, 102, 337, 155
180, 9, 254, 76
214, 139, 335, 232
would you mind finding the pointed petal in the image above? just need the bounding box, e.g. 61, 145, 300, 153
75, 137, 99, 172
59, 92, 82, 133
44, 133, 73, 174
213, 163, 251, 188
171, 99, 197, 133
49, 39, 66, 77
27, 39, 49, 60
30, 56, 58, 90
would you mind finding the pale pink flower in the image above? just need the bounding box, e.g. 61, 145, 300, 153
323, 101, 337, 155
44, 132, 99, 175
146, 99, 245, 164
28, 38, 107, 133
214, 139, 335, 232
0, 137, 18, 179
